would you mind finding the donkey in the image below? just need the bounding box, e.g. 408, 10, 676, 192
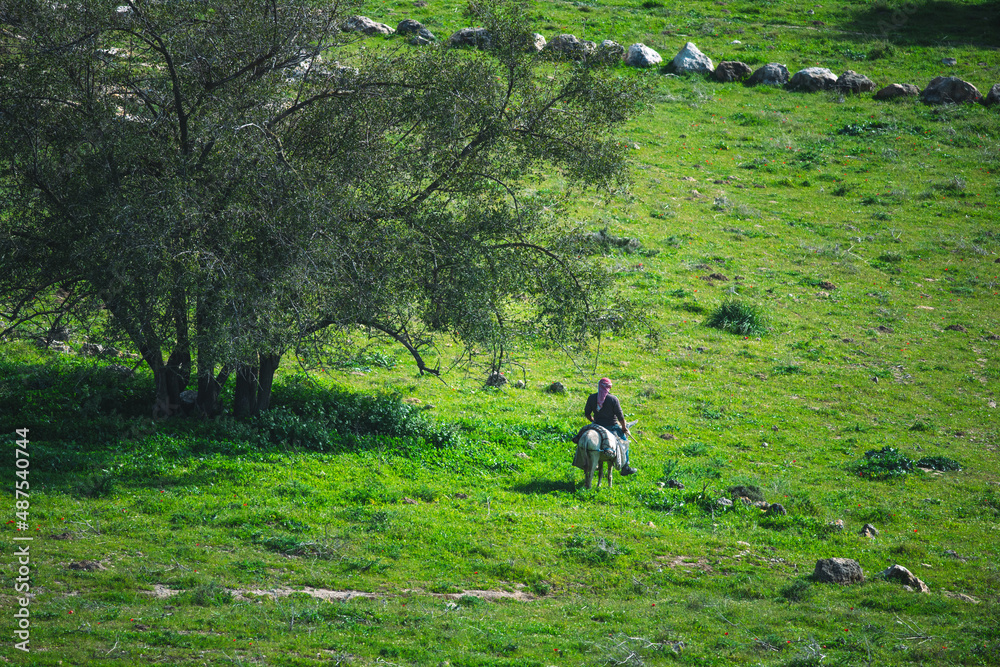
580, 420, 638, 489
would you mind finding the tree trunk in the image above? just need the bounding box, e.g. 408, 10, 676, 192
145, 346, 189, 419
232, 352, 281, 419
196, 364, 231, 417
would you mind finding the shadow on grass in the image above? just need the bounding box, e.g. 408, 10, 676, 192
509, 479, 577, 495
842, 0, 1000, 46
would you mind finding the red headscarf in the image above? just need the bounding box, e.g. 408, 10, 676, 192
597, 377, 612, 409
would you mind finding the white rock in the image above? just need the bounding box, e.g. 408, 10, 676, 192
671, 41, 713, 74
625, 43, 662, 68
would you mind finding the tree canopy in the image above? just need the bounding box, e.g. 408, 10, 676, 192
0, 0, 649, 417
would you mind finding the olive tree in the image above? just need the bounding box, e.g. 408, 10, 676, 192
0, 0, 648, 417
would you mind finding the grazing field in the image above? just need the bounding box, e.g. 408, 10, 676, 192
2, 1, 999, 665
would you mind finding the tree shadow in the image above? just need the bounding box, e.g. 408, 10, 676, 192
842, 1, 1000, 46
509, 479, 577, 495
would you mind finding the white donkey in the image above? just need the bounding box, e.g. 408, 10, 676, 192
579, 420, 638, 489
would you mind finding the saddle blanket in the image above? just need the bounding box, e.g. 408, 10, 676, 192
571, 424, 625, 471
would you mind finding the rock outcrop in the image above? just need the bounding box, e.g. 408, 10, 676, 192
920, 76, 983, 104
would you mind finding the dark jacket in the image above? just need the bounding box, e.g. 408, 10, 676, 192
584, 393, 624, 430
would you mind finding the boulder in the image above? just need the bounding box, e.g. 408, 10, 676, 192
547, 381, 566, 394
713, 60, 752, 83
813, 557, 864, 584
343, 15, 395, 36
671, 41, 713, 74
788, 67, 838, 92
595, 39, 625, 65
446, 27, 492, 50
920, 76, 983, 104
984, 83, 1000, 107
837, 70, 877, 94
746, 63, 789, 87
485, 371, 507, 388
409, 28, 437, 46
860, 523, 880, 538
874, 83, 920, 100
767, 503, 787, 515
543, 34, 595, 61
80, 342, 105, 356
883, 564, 930, 593
395, 19, 425, 36
717, 497, 734, 507
529, 33, 547, 52
625, 43, 662, 68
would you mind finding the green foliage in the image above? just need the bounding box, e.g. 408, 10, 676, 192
704, 299, 770, 336
175, 583, 233, 607
779, 579, 814, 603
914, 455, 962, 471
855, 446, 914, 480
563, 534, 629, 565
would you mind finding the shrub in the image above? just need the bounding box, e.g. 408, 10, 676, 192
915, 455, 962, 471
704, 299, 770, 336
855, 446, 914, 480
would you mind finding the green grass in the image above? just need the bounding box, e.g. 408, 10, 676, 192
3, 0, 1000, 664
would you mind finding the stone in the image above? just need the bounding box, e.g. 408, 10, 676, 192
943, 591, 979, 603
837, 70, 877, 94
813, 557, 864, 585
543, 34, 595, 61
547, 381, 565, 394
105, 364, 134, 378
920, 76, 983, 104
446, 27, 492, 50
68, 560, 106, 571
529, 33, 547, 52
874, 83, 920, 100
882, 564, 930, 593
513, 379, 526, 389
595, 39, 625, 65
624, 43, 662, 68
713, 61, 752, 83
666, 479, 684, 489
860, 523, 879, 538
788, 67, 838, 92
984, 84, 1000, 107
767, 503, 787, 515
485, 371, 507, 388
395, 19, 425, 36
409, 28, 437, 46
80, 342, 104, 356
746, 63, 789, 87
942, 57, 958, 66
343, 15, 395, 36
717, 497, 734, 507
671, 41, 713, 74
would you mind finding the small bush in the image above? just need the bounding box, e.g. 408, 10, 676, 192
564, 534, 628, 565
855, 446, 913, 480
728, 484, 765, 503
915, 455, 962, 471
704, 299, 770, 336
780, 579, 814, 603
176, 582, 232, 607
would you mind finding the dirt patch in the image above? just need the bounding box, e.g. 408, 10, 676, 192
144, 585, 535, 602
659, 555, 713, 573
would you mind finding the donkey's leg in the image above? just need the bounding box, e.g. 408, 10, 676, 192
584, 451, 597, 489
606, 459, 613, 489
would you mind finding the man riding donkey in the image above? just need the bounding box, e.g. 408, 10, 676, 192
572, 377, 638, 484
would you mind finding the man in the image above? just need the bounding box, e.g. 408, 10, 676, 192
583, 377, 638, 476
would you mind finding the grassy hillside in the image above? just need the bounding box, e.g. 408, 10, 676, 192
2, 1, 999, 665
